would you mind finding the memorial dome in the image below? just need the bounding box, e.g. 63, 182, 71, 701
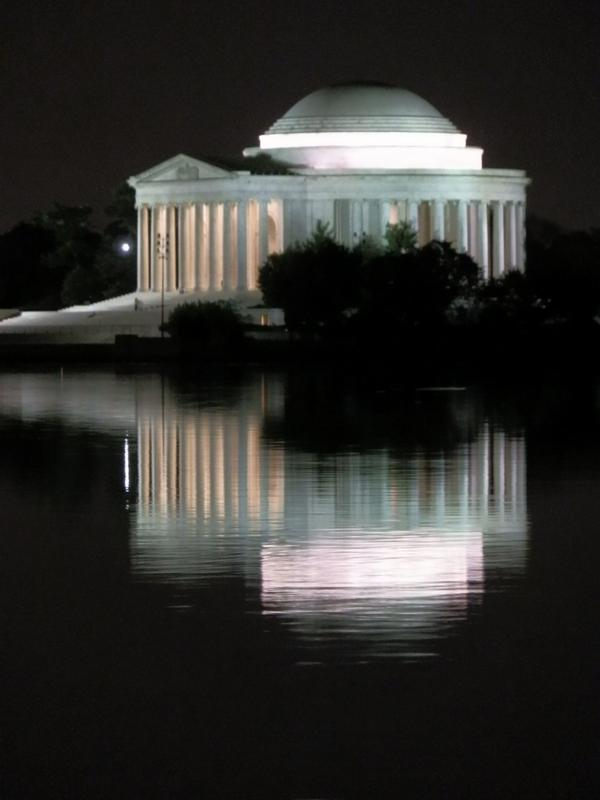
246, 81, 482, 170
265, 82, 459, 136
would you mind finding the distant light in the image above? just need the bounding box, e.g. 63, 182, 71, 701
120, 242, 131, 253
124, 437, 130, 493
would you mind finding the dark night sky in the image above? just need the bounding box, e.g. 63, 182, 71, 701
1, 0, 599, 232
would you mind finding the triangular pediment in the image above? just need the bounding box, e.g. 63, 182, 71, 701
129, 154, 232, 185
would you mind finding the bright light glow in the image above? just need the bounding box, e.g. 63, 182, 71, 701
260, 131, 468, 149
124, 436, 130, 492
261, 530, 483, 605
120, 242, 131, 253
292, 146, 483, 170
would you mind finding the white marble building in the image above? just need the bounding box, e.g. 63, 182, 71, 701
130, 82, 529, 302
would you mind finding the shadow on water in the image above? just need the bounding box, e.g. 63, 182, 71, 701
0, 368, 598, 798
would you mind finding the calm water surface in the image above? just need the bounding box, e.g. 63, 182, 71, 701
0, 368, 598, 798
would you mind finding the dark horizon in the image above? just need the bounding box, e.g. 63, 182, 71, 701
2, 0, 599, 233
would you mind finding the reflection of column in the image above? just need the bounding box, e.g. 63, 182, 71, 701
200, 416, 211, 519
213, 419, 225, 518
247, 418, 261, 520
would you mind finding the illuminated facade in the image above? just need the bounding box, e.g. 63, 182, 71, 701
130, 82, 529, 304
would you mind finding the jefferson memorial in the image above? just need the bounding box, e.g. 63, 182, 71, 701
0, 82, 529, 339
131, 81, 529, 300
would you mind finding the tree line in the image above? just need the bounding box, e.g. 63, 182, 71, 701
258, 219, 600, 335
0, 184, 136, 310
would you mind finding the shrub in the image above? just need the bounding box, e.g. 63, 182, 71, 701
163, 301, 244, 351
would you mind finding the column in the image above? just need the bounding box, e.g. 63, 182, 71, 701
258, 199, 269, 267
223, 202, 233, 291
492, 201, 505, 277
136, 207, 143, 290
457, 200, 469, 253
138, 206, 150, 291
515, 202, 526, 271
478, 200, 490, 279
237, 200, 248, 290
150, 206, 158, 291
432, 199, 445, 241
507, 202, 518, 270
167, 205, 177, 291
380, 201, 391, 241
194, 203, 206, 291
350, 200, 362, 242
177, 204, 187, 291
209, 202, 219, 291
408, 200, 419, 237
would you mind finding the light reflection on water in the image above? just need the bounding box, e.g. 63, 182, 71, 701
0, 370, 528, 662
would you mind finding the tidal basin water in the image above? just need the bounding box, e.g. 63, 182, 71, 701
1, 368, 599, 798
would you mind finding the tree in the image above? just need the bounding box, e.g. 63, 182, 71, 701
258, 222, 361, 333
527, 230, 600, 325
384, 221, 418, 254
0, 222, 56, 308
358, 240, 481, 330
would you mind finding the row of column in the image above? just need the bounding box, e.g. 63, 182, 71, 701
136, 197, 526, 292
351, 198, 526, 278
137, 200, 279, 293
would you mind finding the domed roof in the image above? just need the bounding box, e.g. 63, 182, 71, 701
265, 81, 458, 135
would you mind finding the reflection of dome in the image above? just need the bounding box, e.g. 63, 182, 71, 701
247, 81, 481, 171
265, 82, 459, 135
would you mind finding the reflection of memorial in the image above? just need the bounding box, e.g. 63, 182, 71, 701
0, 370, 528, 657
132, 376, 527, 656
135, 375, 286, 530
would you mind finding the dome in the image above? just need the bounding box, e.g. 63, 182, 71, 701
266, 82, 459, 135
244, 81, 482, 171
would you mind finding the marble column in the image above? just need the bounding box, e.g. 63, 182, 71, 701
492, 201, 505, 277
515, 202, 526, 270
258, 200, 269, 268
507, 202, 518, 270
178, 204, 187, 291
432, 199, 445, 241
150, 206, 158, 291
237, 200, 248, 290
457, 200, 469, 253
138, 206, 150, 291
351, 200, 363, 242
408, 200, 419, 237
209, 202, 219, 291
478, 201, 490, 279
380, 201, 391, 241
167, 205, 177, 291
223, 202, 233, 291
195, 203, 208, 291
